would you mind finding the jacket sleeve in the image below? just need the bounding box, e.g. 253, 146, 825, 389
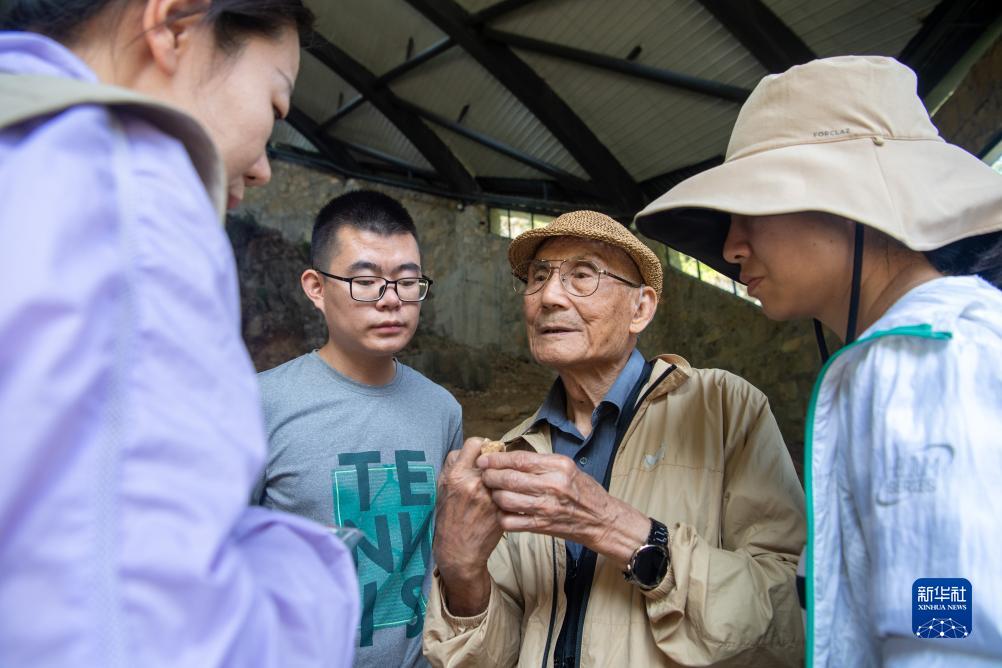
422, 533, 527, 667
641, 377, 806, 666
846, 335, 1002, 666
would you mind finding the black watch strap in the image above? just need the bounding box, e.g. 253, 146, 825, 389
623, 518, 671, 590
648, 518, 669, 549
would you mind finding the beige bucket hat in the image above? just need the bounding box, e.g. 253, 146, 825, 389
508, 209, 663, 295
634, 55, 1002, 281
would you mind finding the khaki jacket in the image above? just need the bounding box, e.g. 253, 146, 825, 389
424, 355, 805, 667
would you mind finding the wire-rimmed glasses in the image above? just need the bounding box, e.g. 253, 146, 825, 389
513, 258, 642, 297
315, 269, 433, 302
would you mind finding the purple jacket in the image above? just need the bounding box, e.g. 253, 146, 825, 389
0, 32, 359, 667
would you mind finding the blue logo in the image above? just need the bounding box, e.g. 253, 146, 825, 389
913, 578, 972, 639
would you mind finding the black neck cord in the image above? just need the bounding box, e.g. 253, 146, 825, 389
846, 222, 865, 345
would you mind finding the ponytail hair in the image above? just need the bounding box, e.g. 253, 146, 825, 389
924, 231, 1002, 289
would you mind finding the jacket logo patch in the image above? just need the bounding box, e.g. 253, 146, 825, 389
876, 443, 953, 506
643, 442, 668, 470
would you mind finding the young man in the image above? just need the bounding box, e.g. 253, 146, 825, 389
253, 190, 463, 668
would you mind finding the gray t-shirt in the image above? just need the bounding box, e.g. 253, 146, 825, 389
254, 352, 462, 668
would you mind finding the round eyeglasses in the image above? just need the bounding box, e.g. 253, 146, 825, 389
513, 258, 642, 297
315, 269, 433, 302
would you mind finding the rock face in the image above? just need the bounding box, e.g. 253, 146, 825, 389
226, 213, 325, 372
229, 160, 834, 477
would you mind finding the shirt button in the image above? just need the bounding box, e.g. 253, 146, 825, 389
578, 457, 588, 467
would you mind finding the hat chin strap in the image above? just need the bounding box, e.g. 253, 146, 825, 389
845, 222, 865, 345
813, 222, 865, 364
813, 319, 830, 363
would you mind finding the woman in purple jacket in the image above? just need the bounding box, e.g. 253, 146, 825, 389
0, 2, 359, 665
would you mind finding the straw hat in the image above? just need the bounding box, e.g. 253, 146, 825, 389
634, 55, 1002, 281
508, 210, 663, 295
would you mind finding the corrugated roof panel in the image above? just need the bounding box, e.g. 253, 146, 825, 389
293, 51, 360, 124
432, 124, 554, 180
482, 0, 762, 180
764, 0, 941, 59
492, 0, 768, 89
518, 53, 741, 180
308, 0, 446, 77
390, 47, 588, 178
329, 105, 434, 171
270, 120, 318, 152
294, 0, 948, 197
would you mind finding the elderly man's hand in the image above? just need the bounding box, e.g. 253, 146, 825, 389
433, 437, 504, 616
478, 450, 651, 569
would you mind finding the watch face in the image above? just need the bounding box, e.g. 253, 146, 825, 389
633, 545, 668, 587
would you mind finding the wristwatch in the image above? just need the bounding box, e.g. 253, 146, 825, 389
623, 518, 670, 590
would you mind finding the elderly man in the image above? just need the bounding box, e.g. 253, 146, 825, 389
423, 210, 805, 667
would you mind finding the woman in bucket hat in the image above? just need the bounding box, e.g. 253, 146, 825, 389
635, 55, 1002, 667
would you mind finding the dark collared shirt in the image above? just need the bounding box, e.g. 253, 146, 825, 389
534, 348, 647, 559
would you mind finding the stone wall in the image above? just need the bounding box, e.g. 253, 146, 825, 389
230, 159, 832, 472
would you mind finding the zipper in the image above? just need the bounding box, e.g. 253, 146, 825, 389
541, 536, 559, 668
566, 362, 675, 667
541, 360, 673, 668
803, 324, 951, 667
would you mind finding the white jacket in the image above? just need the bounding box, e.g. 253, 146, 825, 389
806, 276, 1002, 667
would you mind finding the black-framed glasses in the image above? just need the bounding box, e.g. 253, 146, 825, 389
315, 269, 433, 302
513, 258, 642, 297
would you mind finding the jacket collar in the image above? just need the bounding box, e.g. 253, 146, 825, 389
502, 353, 692, 452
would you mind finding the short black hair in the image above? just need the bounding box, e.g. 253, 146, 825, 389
925, 231, 1002, 289
311, 190, 419, 269
0, 0, 315, 52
